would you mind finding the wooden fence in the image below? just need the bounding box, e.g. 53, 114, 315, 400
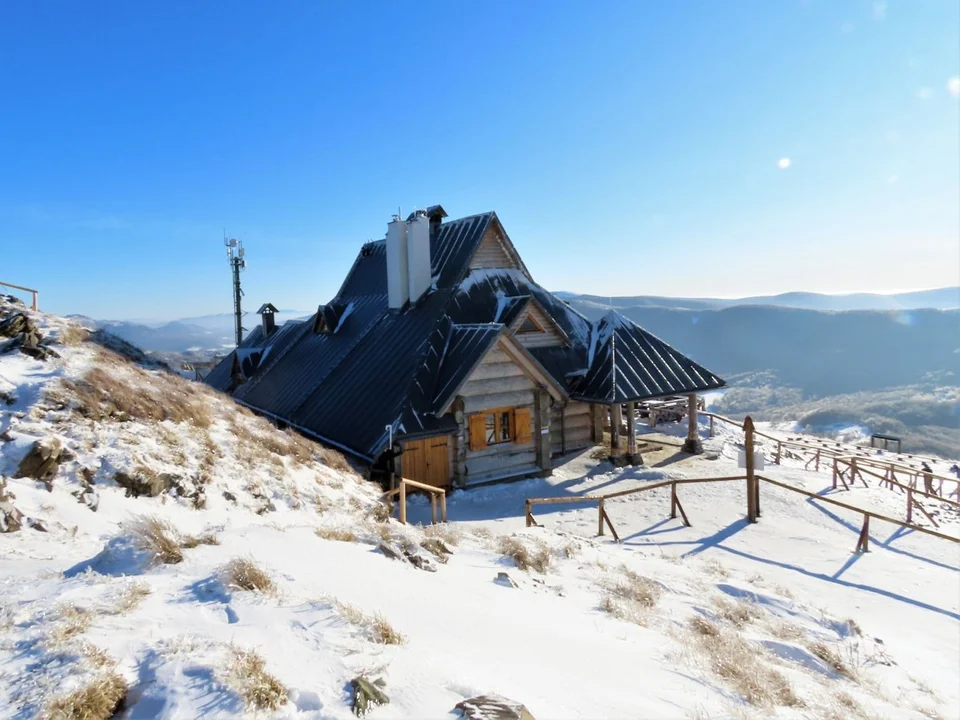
382, 477, 447, 525
525, 416, 960, 554
0, 281, 39, 311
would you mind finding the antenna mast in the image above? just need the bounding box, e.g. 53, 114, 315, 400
224, 235, 247, 347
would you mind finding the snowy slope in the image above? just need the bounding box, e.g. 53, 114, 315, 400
1, 298, 958, 719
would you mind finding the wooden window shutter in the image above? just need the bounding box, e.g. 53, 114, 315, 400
514, 408, 532, 444
468, 414, 487, 451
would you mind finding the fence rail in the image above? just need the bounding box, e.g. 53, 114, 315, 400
525, 416, 960, 554
383, 476, 447, 525
0, 281, 39, 311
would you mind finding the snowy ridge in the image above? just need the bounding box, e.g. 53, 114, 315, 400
1, 299, 958, 719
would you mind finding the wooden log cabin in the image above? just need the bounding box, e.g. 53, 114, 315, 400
206, 206, 725, 488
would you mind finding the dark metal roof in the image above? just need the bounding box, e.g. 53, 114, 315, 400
205, 210, 725, 460
571, 311, 726, 403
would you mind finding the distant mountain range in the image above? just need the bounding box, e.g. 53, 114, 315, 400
556, 286, 960, 312
69, 310, 311, 355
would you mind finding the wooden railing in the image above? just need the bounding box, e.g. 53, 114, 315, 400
382, 477, 447, 525
0, 281, 39, 311
525, 416, 960, 554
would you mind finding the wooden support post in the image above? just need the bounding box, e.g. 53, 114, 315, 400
534, 389, 552, 472
815, 448, 821, 472
681, 394, 703, 454
744, 416, 757, 523
906, 487, 913, 523
598, 498, 606, 536
670, 482, 678, 519
440, 492, 447, 523
709, 415, 715, 438
674, 492, 691, 527
398, 480, 407, 525
610, 404, 622, 452
430, 494, 438, 525
775, 441, 782, 465
832, 458, 838, 489
601, 506, 620, 542
855, 514, 870, 553
525, 499, 533, 528
626, 401, 637, 455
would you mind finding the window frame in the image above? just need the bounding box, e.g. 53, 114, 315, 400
483, 407, 515, 446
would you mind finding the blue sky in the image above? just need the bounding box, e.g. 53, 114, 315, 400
2, 1, 958, 321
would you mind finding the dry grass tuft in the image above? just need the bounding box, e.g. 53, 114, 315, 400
315, 527, 357, 543
690, 615, 722, 637
424, 523, 461, 547
58, 325, 91, 347
368, 500, 392, 523
330, 600, 406, 645
498, 536, 551, 573
602, 567, 662, 608
48, 604, 94, 645
694, 629, 804, 709
768, 619, 805, 642
180, 532, 220, 549
46, 671, 128, 720
808, 641, 856, 680
702, 558, 730, 579
59, 362, 212, 428
222, 557, 275, 594
110, 581, 151, 615
321, 448, 352, 473
127, 515, 184, 565
599, 595, 651, 626
229, 647, 287, 712
712, 596, 762, 628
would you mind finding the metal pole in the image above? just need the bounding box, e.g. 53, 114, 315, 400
232, 256, 243, 347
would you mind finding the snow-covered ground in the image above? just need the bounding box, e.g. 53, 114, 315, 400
2, 300, 958, 719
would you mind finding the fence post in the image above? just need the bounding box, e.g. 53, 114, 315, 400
744, 416, 757, 523
775, 441, 782, 465
855, 514, 870, 553
598, 499, 605, 537
440, 492, 447, 523
906, 488, 913, 523
670, 482, 677, 519
399, 480, 407, 525
430, 494, 438, 525
832, 458, 838, 489
709, 415, 715, 438
525, 499, 532, 528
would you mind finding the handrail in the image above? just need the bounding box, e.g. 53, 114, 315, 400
0, 281, 39, 311
382, 476, 446, 525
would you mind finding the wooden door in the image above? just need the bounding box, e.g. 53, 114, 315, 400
402, 436, 451, 488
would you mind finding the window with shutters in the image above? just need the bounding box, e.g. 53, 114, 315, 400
468, 407, 533, 451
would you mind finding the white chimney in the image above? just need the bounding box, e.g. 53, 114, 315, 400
406, 210, 432, 303
386, 216, 409, 310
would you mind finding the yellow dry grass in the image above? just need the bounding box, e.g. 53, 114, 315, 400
127, 515, 184, 565
228, 647, 287, 712
222, 557, 275, 594
498, 536, 551, 573
46, 671, 128, 720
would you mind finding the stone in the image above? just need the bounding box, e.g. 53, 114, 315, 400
625, 452, 644, 466
15, 437, 64, 487
0, 313, 30, 338
495, 572, 519, 589
26, 517, 48, 532
455, 694, 536, 720
608, 454, 629, 468
222, 490, 237, 502
0, 500, 23, 533
420, 537, 452, 562
681, 437, 704, 455
350, 676, 389, 716
376, 542, 405, 562
406, 552, 437, 572
114, 469, 175, 498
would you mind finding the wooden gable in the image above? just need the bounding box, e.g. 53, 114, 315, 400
510, 301, 568, 349
470, 223, 519, 270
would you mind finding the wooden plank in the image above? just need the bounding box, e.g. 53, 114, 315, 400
468, 361, 525, 382
460, 374, 535, 397
399, 480, 407, 525
398, 476, 447, 495
464, 391, 535, 414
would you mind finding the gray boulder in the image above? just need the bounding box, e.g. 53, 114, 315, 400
15, 437, 63, 488
350, 676, 388, 716
456, 695, 536, 720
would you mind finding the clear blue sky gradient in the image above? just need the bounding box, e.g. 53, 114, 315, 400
2, 1, 958, 320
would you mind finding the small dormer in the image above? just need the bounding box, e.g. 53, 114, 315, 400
314, 302, 348, 334
257, 303, 279, 337
510, 299, 569, 349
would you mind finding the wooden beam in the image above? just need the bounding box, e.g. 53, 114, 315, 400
610, 404, 622, 451
681, 394, 702, 454
626, 401, 637, 454
744, 416, 757, 523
